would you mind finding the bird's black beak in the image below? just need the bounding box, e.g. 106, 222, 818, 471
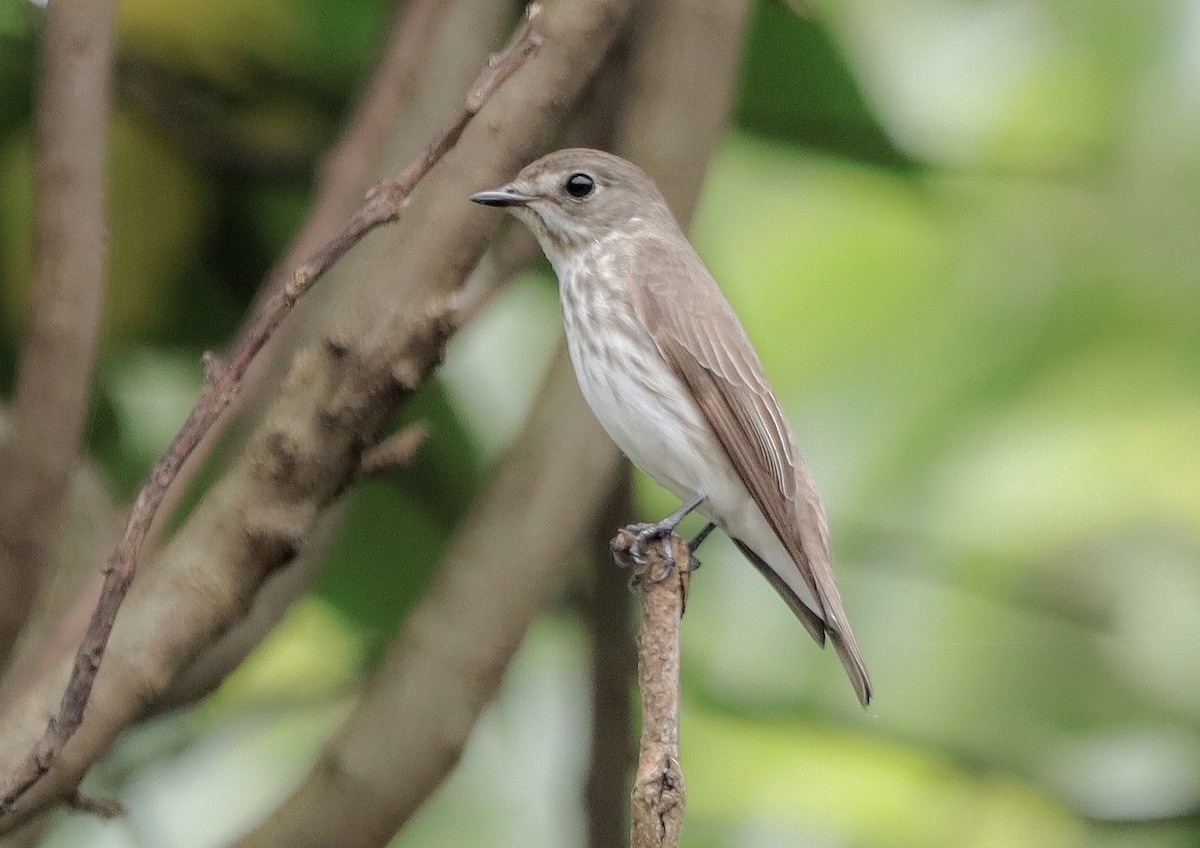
470, 185, 535, 207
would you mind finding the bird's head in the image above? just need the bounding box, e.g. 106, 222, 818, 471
470, 148, 674, 261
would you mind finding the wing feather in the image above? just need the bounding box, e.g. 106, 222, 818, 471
626, 237, 873, 705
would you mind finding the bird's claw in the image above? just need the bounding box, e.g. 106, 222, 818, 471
611, 521, 682, 587
632, 521, 677, 574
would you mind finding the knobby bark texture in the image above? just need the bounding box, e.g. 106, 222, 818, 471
155, 0, 518, 713
612, 530, 691, 848
232, 346, 625, 848
0, 0, 116, 672
0, 7, 545, 828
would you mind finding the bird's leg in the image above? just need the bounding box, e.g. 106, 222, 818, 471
630, 492, 707, 577
685, 522, 717, 572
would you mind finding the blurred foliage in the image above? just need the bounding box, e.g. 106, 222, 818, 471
0, 112, 215, 342
318, 381, 484, 658
735, 0, 914, 168
0, 0, 1195, 846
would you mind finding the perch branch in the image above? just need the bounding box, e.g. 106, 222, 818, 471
612, 530, 690, 848
0, 9, 543, 819
599, 1, 753, 843
0, 0, 116, 671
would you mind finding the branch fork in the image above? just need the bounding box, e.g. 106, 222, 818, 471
0, 6, 545, 822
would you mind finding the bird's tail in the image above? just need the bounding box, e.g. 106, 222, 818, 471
828, 619, 872, 708
733, 538, 873, 707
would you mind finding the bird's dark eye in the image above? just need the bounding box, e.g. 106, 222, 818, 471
564, 173, 595, 199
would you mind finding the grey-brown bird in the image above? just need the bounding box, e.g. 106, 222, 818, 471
471, 149, 872, 706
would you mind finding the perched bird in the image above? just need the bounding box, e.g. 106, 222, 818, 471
471, 149, 871, 706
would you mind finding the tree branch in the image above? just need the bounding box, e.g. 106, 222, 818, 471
0, 0, 116, 671
0, 439, 121, 709
593, 2, 753, 843
147, 0, 457, 560
230, 345, 626, 848
612, 530, 690, 848
0, 0, 654, 824
148, 0, 504, 714
0, 9, 544, 824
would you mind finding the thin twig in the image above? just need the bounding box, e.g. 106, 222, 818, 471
356, 423, 429, 479
67, 791, 123, 819
143, 0, 455, 616
612, 529, 689, 848
0, 0, 456, 725
0, 6, 543, 816
260, 0, 450, 302
0, 0, 115, 672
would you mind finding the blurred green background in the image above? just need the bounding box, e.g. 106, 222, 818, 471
2, 0, 1199, 845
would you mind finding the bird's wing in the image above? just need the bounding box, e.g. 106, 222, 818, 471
626, 238, 825, 602
627, 237, 872, 705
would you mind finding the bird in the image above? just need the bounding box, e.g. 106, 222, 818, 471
470, 148, 872, 706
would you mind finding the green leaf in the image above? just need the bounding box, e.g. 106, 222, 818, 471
317, 379, 484, 658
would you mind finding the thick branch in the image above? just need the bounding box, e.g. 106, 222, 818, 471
612, 530, 690, 848
231, 346, 625, 848
0, 0, 116, 670
0, 0, 650, 825
151, 0, 505, 713
146, 0, 457, 565
0, 11, 543, 825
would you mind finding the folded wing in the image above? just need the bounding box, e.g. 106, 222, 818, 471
626, 238, 872, 706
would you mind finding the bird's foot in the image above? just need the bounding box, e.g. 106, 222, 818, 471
610, 521, 673, 583
611, 523, 701, 587
610, 493, 708, 587
633, 520, 679, 577
688, 522, 716, 556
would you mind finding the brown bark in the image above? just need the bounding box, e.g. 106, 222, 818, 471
612, 530, 691, 848
0, 9, 548, 828
153, 0, 519, 713
0, 0, 116, 670
231, 345, 625, 848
